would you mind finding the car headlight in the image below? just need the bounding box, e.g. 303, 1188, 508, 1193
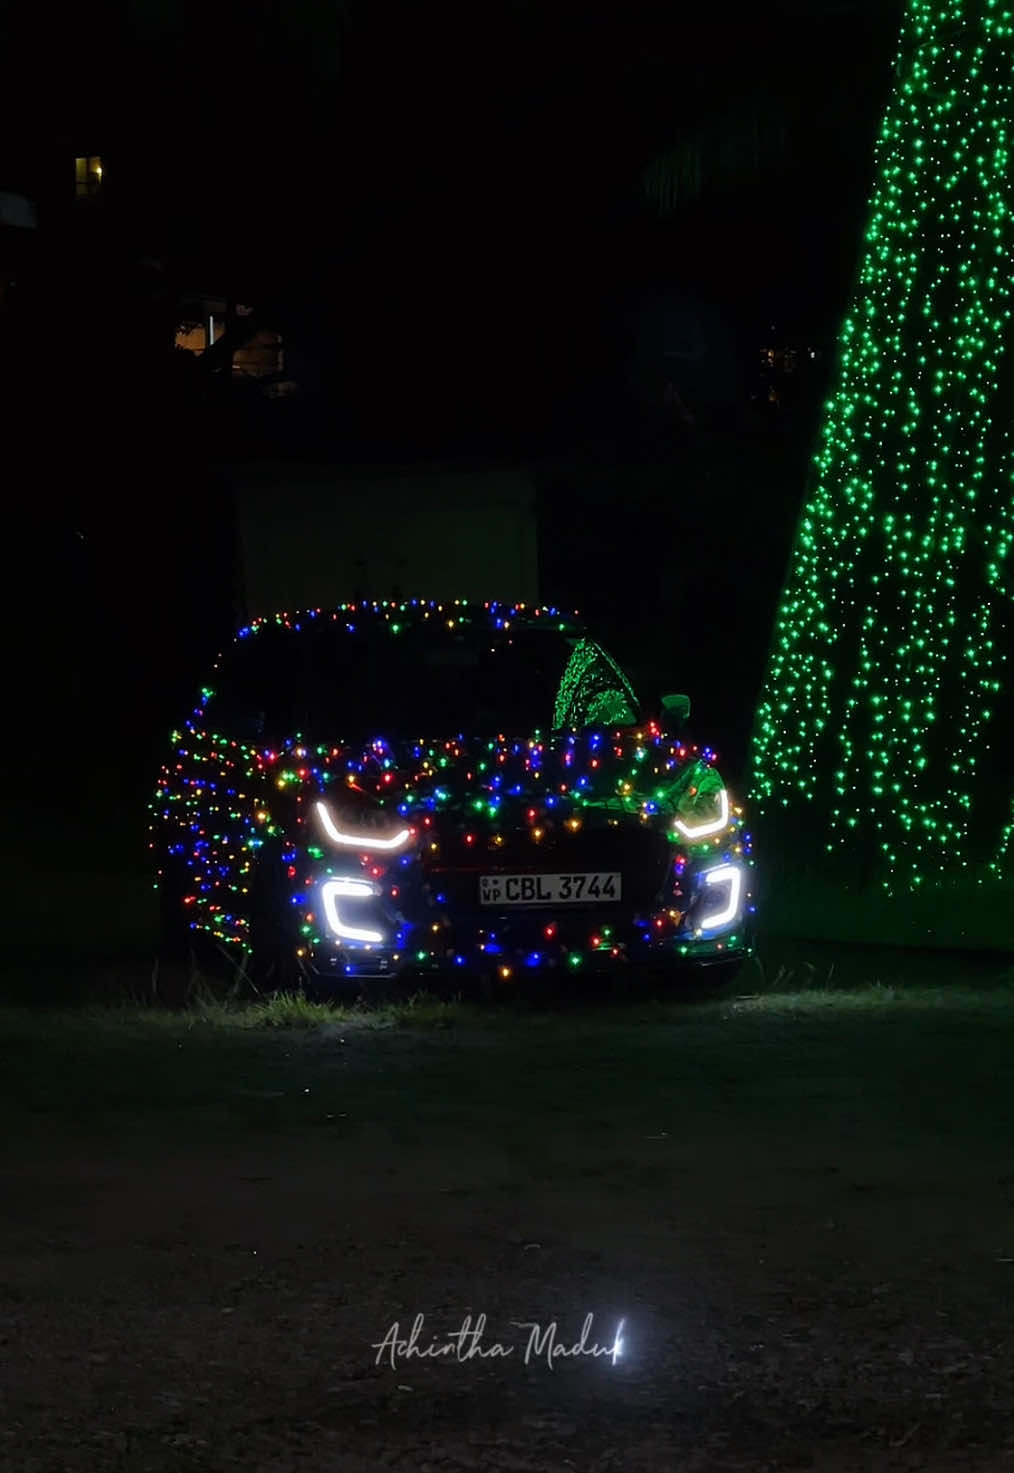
696, 862, 743, 932
315, 799, 413, 852
320, 877, 385, 944
673, 782, 730, 840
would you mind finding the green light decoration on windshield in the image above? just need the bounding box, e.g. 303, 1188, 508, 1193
554, 638, 639, 730
750, 0, 1014, 892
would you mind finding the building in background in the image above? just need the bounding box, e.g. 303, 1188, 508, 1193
621, 288, 744, 442
231, 462, 539, 617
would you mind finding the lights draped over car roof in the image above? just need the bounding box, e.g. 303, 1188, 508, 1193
234, 598, 585, 644
152, 595, 754, 975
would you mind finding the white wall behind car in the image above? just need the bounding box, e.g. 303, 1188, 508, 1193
231, 463, 539, 618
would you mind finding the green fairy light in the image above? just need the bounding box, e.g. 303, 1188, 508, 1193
993, 799, 1014, 876
751, 0, 1014, 892
554, 638, 639, 730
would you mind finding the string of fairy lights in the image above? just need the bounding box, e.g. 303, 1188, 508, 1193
751, 0, 1014, 891
994, 801, 1014, 876
152, 600, 753, 973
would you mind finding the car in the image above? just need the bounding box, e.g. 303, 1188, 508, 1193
151, 600, 754, 991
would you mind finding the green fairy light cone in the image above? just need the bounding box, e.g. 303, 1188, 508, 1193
750, 0, 1014, 934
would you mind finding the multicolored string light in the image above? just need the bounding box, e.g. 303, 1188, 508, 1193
751, 0, 1014, 891
152, 600, 753, 972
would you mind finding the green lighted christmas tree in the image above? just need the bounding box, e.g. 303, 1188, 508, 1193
751, 0, 1014, 895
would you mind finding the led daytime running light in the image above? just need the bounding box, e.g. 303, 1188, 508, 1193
674, 786, 730, 839
697, 862, 743, 931
315, 800, 412, 852
320, 877, 385, 943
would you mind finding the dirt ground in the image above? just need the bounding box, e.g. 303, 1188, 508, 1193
3, 988, 1014, 1471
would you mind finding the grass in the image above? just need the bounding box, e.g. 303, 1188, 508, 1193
7, 912, 1012, 1008
4, 864, 1012, 1156
4, 949, 1014, 1160
7, 947, 1014, 1469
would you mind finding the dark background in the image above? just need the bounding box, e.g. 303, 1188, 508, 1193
0, 0, 903, 850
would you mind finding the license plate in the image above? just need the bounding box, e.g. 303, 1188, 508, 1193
479, 872, 621, 906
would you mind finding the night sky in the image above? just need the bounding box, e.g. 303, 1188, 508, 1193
3, 0, 904, 820
3, 0, 902, 445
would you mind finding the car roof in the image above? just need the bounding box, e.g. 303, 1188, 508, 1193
234, 600, 586, 644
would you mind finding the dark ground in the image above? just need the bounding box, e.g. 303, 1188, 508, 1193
3, 955, 1014, 1472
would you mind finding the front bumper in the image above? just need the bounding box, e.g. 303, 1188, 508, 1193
303, 860, 754, 981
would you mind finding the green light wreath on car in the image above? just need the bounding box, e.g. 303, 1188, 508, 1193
554, 638, 639, 731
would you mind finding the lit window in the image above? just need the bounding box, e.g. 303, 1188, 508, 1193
74, 156, 103, 199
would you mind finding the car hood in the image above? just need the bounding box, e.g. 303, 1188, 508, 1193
308, 728, 717, 831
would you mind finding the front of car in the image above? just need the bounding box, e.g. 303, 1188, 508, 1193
296, 726, 752, 983
154, 601, 754, 985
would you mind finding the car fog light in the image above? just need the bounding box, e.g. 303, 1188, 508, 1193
696, 862, 743, 932
320, 877, 385, 944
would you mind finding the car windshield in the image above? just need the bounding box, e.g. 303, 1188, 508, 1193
205, 621, 641, 742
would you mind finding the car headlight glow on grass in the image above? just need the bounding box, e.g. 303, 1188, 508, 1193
320, 877, 386, 944
696, 861, 743, 932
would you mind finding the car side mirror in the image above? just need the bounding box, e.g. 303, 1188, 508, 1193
661, 692, 691, 728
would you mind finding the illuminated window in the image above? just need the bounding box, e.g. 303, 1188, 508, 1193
175, 317, 225, 354
74, 156, 103, 199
